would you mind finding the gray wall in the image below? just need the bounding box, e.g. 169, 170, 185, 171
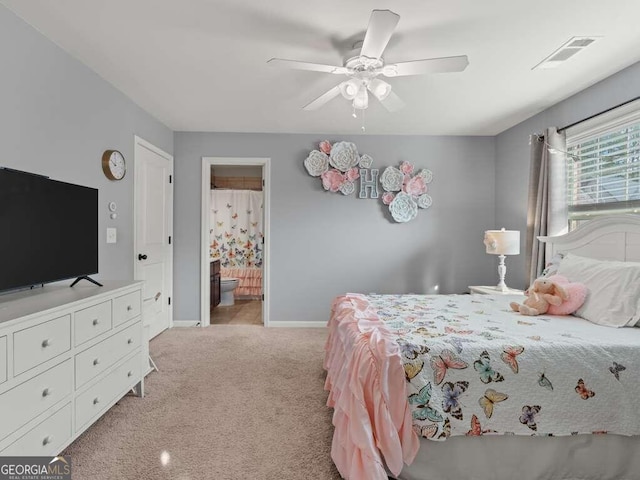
495, 62, 640, 289
174, 133, 496, 322
0, 6, 173, 283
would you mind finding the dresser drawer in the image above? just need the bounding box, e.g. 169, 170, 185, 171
75, 301, 112, 346
0, 336, 6, 384
0, 360, 72, 441
75, 353, 140, 431
1, 403, 72, 456
14, 315, 71, 376
75, 322, 141, 388
113, 291, 141, 327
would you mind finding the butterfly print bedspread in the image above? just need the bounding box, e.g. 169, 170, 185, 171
364, 293, 640, 440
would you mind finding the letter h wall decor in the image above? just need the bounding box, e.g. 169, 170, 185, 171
304, 140, 433, 223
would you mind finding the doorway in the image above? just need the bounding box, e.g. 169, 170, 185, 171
200, 157, 270, 327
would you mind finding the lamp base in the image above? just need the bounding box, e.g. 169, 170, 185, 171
496, 254, 510, 292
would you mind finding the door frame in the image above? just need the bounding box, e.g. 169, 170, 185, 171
201, 157, 271, 327
133, 135, 174, 331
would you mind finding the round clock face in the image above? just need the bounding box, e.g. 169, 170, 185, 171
102, 150, 126, 180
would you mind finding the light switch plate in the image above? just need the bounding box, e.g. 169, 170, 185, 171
106, 227, 117, 244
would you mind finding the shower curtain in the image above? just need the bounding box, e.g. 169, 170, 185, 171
210, 189, 263, 298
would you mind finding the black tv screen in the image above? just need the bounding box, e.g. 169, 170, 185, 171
0, 168, 98, 292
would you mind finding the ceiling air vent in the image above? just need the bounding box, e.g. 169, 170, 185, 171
533, 36, 601, 70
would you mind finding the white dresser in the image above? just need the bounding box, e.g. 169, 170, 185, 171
0, 281, 146, 456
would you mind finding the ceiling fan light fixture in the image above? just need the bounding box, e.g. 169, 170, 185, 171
368, 78, 392, 101
353, 87, 369, 110
340, 79, 360, 100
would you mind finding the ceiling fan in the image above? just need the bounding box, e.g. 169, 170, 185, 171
267, 9, 469, 113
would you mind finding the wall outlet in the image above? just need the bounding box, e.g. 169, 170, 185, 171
106, 227, 117, 244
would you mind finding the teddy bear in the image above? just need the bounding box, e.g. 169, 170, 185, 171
544, 274, 588, 315
510, 277, 568, 316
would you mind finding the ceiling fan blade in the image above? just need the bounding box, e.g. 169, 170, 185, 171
267, 58, 348, 74
383, 55, 469, 77
303, 84, 342, 110
360, 10, 400, 60
378, 90, 405, 112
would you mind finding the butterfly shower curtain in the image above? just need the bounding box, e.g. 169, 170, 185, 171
210, 189, 263, 297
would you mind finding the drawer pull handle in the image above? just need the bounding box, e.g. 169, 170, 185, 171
41, 339, 52, 348
127, 371, 133, 377
92, 318, 99, 326
42, 388, 52, 397
127, 305, 133, 312
93, 358, 100, 366
127, 338, 133, 345
42, 435, 53, 446
93, 397, 100, 405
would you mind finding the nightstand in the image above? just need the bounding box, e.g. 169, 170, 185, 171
469, 285, 524, 295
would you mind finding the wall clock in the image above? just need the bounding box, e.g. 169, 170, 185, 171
102, 150, 126, 180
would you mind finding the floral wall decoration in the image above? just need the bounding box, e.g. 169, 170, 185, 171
304, 140, 367, 195
380, 162, 433, 223
304, 140, 433, 223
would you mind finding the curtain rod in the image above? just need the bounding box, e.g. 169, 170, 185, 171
558, 95, 640, 132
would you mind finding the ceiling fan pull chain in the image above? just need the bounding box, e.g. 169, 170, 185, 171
361, 108, 366, 132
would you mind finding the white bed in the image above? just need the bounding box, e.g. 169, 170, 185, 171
325, 215, 640, 480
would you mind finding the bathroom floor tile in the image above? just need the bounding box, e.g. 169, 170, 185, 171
211, 300, 263, 325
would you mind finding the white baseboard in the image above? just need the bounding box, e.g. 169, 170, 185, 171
268, 321, 327, 328
173, 320, 201, 327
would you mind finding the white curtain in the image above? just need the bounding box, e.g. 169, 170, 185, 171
210, 190, 263, 268
526, 127, 568, 285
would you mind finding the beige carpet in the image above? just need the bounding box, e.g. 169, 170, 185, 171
64, 326, 341, 480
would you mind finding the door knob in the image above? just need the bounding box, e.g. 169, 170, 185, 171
138, 254, 148, 261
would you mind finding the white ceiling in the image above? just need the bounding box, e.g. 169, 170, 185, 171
4, 0, 640, 135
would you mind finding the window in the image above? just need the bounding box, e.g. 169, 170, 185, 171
566, 100, 640, 230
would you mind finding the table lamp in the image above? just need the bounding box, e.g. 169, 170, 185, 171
484, 228, 520, 292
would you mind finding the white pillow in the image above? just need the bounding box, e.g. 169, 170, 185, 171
557, 253, 640, 327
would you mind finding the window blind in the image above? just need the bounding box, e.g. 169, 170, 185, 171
565, 100, 640, 228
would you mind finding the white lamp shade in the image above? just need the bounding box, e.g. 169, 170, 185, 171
353, 87, 369, 110
368, 78, 392, 101
484, 228, 520, 255
340, 80, 359, 100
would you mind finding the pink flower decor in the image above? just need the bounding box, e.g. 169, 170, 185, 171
380, 161, 434, 222
403, 176, 427, 197
319, 140, 332, 155
305, 140, 369, 196
321, 169, 345, 192
345, 167, 360, 182
382, 192, 395, 205
400, 161, 414, 175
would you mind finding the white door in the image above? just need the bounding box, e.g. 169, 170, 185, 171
134, 137, 173, 339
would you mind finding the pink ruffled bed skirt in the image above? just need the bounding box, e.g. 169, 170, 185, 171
221, 267, 262, 298
324, 294, 419, 480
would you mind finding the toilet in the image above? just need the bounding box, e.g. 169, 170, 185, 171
220, 277, 239, 306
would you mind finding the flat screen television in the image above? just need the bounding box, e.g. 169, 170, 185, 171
0, 168, 98, 293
